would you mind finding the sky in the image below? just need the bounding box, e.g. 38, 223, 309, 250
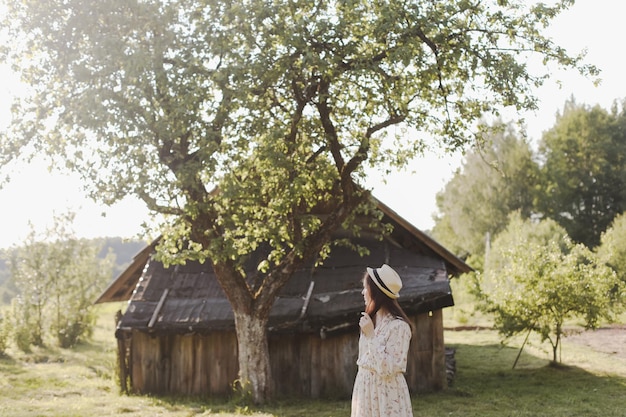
0, 0, 624, 249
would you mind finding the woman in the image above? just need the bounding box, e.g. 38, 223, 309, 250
351, 264, 413, 417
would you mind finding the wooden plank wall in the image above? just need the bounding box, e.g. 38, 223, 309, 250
128, 330, 239, 396
269, 331, 359, 398
123, 310, 446, 397
405, 310, 446, 392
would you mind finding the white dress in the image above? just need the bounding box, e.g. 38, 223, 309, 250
350, 311, 413, 417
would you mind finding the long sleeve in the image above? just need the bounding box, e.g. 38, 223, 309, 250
351, 312, 414, 417
356, 315, 412, 377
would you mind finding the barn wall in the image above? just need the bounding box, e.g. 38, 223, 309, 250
127, 330, 239, 396
120, 310, 446, 398
405, 310, 446, 392
269, 310, 447, 398
269, 331, 358, 399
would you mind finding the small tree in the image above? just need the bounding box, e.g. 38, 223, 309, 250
50, 240, 115, 348
0, 311, 9, 355
8, 238, 48, 349
475, 212, 623, 363
8, 212, 115, 349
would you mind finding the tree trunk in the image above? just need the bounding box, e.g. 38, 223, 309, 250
553, 323, 562, 363
203, 186, 365, 403
232, 308, 273, 404
552, 333, 561, 363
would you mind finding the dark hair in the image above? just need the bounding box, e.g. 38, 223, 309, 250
363, 272, 412, 330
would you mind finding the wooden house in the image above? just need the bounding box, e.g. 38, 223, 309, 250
95, 199, 471, 398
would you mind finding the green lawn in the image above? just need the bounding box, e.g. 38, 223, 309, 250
435, 330, 626, 417
0, 301, 624, 417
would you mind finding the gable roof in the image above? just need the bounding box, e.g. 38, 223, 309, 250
116, 239, 452, 335
374, 199, 470, 275
98, 197, 471, 335
96, 197, 470, 306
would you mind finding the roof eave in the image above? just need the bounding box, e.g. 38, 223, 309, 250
373, 196, 473, 276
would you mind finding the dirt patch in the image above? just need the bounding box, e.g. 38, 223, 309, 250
564, 324, 626, 359
446, 324, 626, 359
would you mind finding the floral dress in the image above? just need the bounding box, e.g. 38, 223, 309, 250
351, 311, 413, 417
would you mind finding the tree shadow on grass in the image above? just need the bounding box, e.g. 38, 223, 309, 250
430, 340, 626, 417
0, 353, 21, 374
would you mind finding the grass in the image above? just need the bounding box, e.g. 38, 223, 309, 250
437, 330, 626, 417
0, 298, 625, 417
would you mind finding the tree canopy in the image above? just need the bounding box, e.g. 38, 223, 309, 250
433, 100, 626, 261
0, 0, 594, 402
597, 213, 626, 283
476, 212, 623, 363
538, 99, 626, 248
6, 212, 115, 350
432, 120, 539, 258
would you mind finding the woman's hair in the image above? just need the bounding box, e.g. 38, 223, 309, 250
363, 272, 412, 329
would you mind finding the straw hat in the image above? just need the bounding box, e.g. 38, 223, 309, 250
366, 264, 402, 299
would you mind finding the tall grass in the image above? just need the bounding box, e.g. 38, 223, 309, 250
0, 294, 625, 417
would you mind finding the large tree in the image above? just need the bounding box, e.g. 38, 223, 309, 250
538, 99, 626, 248
0, 0, 593, 402
432, 120, 539, 259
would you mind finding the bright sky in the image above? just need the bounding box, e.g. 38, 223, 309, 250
0, 0, 623, 249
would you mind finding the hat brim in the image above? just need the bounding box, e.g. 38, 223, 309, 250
366, 267, 399, 299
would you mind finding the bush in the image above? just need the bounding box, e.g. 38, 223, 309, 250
0, 313, 8, 355
55, 310, 95, 348
9, 298, 38, 353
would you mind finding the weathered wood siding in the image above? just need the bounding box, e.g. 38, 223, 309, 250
269, 331, 359, 398
406, 310, 446, 392
124, 330, 239, 396
119, 310, 447, 398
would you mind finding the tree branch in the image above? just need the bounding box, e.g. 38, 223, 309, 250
315, 78, 344, 172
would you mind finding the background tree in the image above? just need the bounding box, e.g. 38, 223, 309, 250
9, 238, 48, 349
0, 312, 7, 356
0, 238, 144, 308
538, 99, 626, 248
475, 212, 623, 363
432, 121, 539, 259
0, 0, 594, 402
7, 212, 115, 350
44, 212, 116, 348
0, 252, 14, 304
597, 212, 626, 283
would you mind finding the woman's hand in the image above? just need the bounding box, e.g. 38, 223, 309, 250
359, 312, 374, 337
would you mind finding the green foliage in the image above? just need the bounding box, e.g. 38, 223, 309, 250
0, 0, 593, 402
9, 241, 48, 348
230, 378, 255, 409
0, 237, 144, 308
432, 121, 539, 258
0, 0, 594, 268
538, 99, 626, 248
9, 297, 36, 352
597, 212, 626, 282
433, 100, 626, 264
476, 213, 623, 362
0, 311, 8, 355
0, 253, 12, 299
7, 212, 115, 350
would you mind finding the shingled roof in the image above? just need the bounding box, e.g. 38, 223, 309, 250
97, 197, 471, 335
